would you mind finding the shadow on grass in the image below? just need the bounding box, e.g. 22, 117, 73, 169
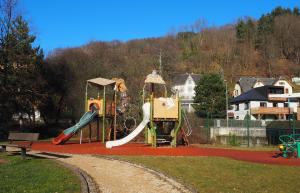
5, 152, 47, 159
37, 152, 71, 159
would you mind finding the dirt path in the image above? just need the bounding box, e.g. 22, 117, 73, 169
24, 150, 191, 193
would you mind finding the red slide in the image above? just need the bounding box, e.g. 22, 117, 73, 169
52, 111, 97, 145
52, 133, 73, 145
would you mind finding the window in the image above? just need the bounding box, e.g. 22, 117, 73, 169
284, 103, 289, 107
235, 104, 239, 111
188, 79, 193, 84
273, 102, 278, 107
285, 88, 289, 94
260, 102, 267, 107
279, 81, 285, 85
244, 102, 249, 110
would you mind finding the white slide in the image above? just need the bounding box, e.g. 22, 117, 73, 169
106, 102, 150, 148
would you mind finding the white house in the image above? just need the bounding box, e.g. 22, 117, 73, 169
233, 77, 293, 97
172, 73, 201, 112
228, 85, 299, 120
292, 77, 300, 85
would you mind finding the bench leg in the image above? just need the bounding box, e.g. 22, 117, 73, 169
1, 145, 6, 152
21, 148, 26, 158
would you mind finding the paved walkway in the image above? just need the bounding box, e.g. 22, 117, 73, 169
25, 150, 191, 193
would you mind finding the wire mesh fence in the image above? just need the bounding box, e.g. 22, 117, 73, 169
211, 119, 300, 146
183, 113, 300, 146
213, 119, 269, 128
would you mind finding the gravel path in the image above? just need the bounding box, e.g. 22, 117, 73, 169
58, 154, 191, 193
20, 149, 191, 193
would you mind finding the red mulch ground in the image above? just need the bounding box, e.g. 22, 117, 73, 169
31, 141, 300, 166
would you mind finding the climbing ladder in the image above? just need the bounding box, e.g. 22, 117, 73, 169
181, 110, 193, 146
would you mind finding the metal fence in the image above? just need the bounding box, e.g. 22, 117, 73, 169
210, 127, 267, 146
213, 119, 269, 128
210, 119, 300, 146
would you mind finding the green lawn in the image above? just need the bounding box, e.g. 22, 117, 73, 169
115, 156, 300, 193
0, 153, 80, 193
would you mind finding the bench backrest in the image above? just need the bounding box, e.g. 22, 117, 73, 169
8, 132, 39, 141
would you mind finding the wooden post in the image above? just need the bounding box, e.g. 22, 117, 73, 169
114, 91, 117, 141
85, 82, 88, 112
96, 117, 99, 141
89, 123, 92, 143
80, 130, 83, 144
21, 148, 26, 158
102, 86, 106, 143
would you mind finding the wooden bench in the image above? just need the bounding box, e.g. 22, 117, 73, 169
0, 132, 39, 158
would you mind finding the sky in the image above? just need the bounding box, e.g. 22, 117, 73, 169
21, 0, 300, 54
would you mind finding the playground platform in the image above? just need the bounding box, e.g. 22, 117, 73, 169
31, 142, 300, 166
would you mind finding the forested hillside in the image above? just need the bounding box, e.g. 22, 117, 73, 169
1, 1, 299, 125
44, 6, 300, 120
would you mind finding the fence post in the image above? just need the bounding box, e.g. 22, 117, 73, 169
206, 112, 211, 143
292, 114, 296, 136
246, 112, 250, 147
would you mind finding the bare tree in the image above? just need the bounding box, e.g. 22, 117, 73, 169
0, 0, 18, 40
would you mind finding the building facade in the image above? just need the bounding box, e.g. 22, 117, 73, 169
172, 73, 201, 112
233, 77, 293, 97
228, 86, 299, 120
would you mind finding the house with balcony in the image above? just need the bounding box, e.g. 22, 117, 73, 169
171, 73, 201, 112
233, 77, 293, 97
228, 85, 299, 120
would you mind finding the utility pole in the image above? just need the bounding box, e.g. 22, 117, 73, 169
159, 49, 162, 76
225, 80, 228, 128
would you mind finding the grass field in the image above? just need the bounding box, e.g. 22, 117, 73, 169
116, 156, 300, 193
0, 153, 80, 193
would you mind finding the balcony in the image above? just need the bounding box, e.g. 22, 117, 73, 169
251, 107, 293, 115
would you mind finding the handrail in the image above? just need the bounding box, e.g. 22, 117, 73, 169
182, 110, 192, 136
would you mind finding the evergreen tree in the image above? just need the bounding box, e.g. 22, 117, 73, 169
0, 15, 45, 124
236, 18, 255, 44
193, 73, 226, 117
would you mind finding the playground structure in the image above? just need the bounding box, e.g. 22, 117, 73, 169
279, 134, 300, 158
53, 71, 191, 148
142, 70, 190, 147
278, 95, 300, 158
106, 70, 191, 148
52, 77, 128, 145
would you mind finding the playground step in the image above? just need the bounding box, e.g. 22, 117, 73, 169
156, 138, 170, 144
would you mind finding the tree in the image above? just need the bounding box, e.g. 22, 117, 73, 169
193, 73, 226, 117
236, 18, 255, 44
0, 0, 45, 125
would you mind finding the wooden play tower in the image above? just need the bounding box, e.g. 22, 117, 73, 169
142, 71, 188, 147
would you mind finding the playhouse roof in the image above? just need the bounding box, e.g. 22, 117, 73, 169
87, 77, 116, 87
145, 70, 166, 85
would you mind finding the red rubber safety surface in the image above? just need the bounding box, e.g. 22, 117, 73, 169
32, 142, 300, 166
